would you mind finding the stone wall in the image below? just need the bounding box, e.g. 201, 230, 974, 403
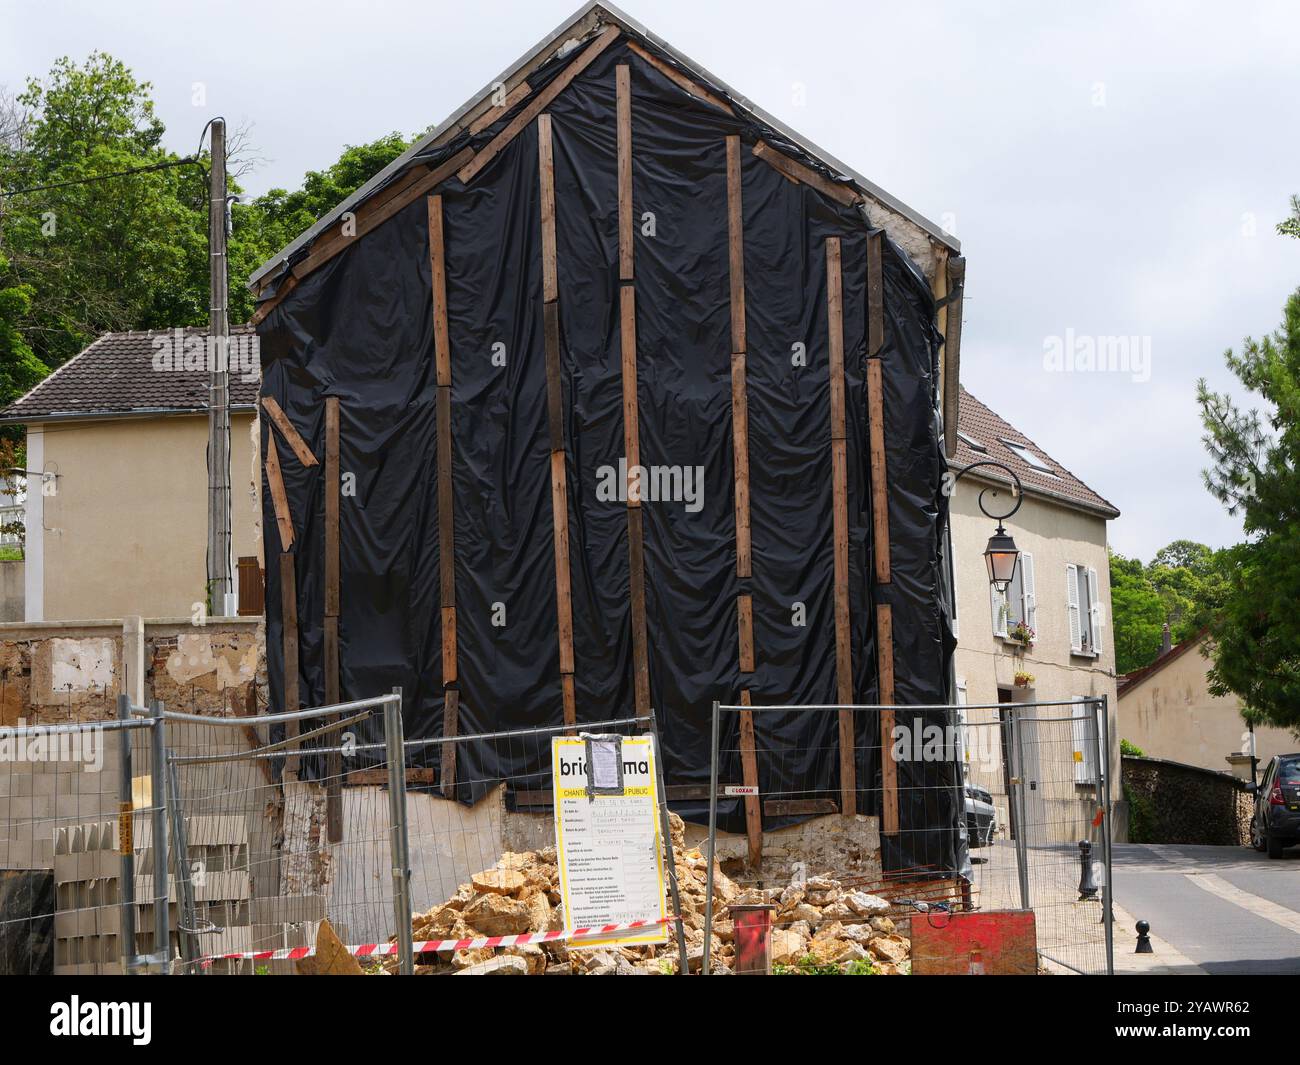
1122, 755, 1252, 846
0, 617, 263, 728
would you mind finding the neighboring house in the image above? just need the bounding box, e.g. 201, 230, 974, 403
1118, 631, 1297, 779
948, 387, 1122, 833
0, 326, 262, 621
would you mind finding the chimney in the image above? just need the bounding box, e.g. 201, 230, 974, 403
1160, 622, 1172, 657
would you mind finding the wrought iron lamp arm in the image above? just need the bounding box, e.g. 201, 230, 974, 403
951, 460, 1024, 523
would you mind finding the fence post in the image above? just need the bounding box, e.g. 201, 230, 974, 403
149, 698, 170, 972
384, 687, 414, 975
116, 694, 137, 972
648, 707, 690, 975
1009, 707, 1030, 911
166, 753, 201, 972
703, 698, 720, 975
1096, 694, 1114, 976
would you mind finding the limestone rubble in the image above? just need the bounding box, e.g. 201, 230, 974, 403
388, 812, 910, 975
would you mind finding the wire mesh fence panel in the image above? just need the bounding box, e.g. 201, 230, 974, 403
163, 694, 404, 974
704, 699, 1113, 976
0, 711, 159, 975
397, 715, 688, 975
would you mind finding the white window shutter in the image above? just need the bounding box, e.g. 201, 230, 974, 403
990, 583, 1008, 637
1066, 563, 1082, 653
1072, 697, 1099, 784
1087, 566, 1101, 655
1021, 551, 1036, 630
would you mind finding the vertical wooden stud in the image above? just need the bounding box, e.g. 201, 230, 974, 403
826, 237, 856, 815
877, 603, 899, 835
617, 66, 634, 282
541, 111, 578, 729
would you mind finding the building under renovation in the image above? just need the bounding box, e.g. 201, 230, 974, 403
249, 2, 967, 874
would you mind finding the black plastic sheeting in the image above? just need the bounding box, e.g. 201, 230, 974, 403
256, 33, 963, 876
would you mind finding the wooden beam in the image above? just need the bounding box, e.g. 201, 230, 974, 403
739, 690, 762, 868
550, 451, 575, 676
350, 767, 437, 787
752, 140, 861, 208
544, 303, 564, 451
827, 237, 855, 815
876, 602, 899, 835
440, 689, 459, 799
826, 238, 846, 443
726, 136, 751, 580
429, 195, 452, 388
538, 115, 558, 303
324, 398, 340, 615
250, 273, 297, 327
324, 613, 342, 843
867, 230, 885, 356
867, 360, 891, 584
731, 353, 751, 578
458, 26, 621, 186
324, 395, 342, 844
561, 673, 576, 732
625, 40, 732, 114
943, 256, 966, 460
263, 429, 294, 552
726, 136, 746, 356
436, 385, 455, 609
737, 594, 755, 674
619, 286, 640, 503
617, 65, 634, 281
280, 552, 300, 777
467, 80, 532, 135
540, 111, 577, 731
441, 606, 457, 685
627, 506, 650, 716
260, 397, 319, 467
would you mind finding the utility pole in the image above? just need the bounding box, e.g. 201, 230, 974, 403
206, 118, 234, 616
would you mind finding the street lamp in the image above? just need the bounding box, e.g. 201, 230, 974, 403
951, 460, 1024, 592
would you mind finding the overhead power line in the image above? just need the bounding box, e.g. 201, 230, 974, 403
0, 156, 204, 198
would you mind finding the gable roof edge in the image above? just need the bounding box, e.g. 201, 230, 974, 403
247, 0, 959, 290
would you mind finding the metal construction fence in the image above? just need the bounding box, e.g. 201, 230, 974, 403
703, 697, 1114, 975
0, 693, 690, 975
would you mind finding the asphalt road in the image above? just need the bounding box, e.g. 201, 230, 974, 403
1114, 842, 1300, 974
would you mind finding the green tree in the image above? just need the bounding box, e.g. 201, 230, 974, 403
1278, 195, 1300, 240
1110, 552, 1167, 674
0, 53, 209, 370
1197, 288, 1300, 734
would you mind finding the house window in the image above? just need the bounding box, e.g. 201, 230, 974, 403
958, 431, 987, 453
1066, 563, 1101, 656
990, 551, 1035, 638
1001, 440, 1057, 476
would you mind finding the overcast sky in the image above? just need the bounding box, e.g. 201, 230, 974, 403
4, 0, 1298, 561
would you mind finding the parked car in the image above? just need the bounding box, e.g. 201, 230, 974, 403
964, 784, 997, 847
1248, 753, 1300, 859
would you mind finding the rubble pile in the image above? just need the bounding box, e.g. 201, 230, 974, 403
391, 813, 909, 975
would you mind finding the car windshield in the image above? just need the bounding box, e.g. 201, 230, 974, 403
1279, 757, 1300, 784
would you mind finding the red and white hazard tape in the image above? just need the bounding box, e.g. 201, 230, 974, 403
199, 916, 675, 966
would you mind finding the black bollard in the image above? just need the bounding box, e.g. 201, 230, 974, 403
1135, 919, 1153, 954
1077, 839, 1099, 900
